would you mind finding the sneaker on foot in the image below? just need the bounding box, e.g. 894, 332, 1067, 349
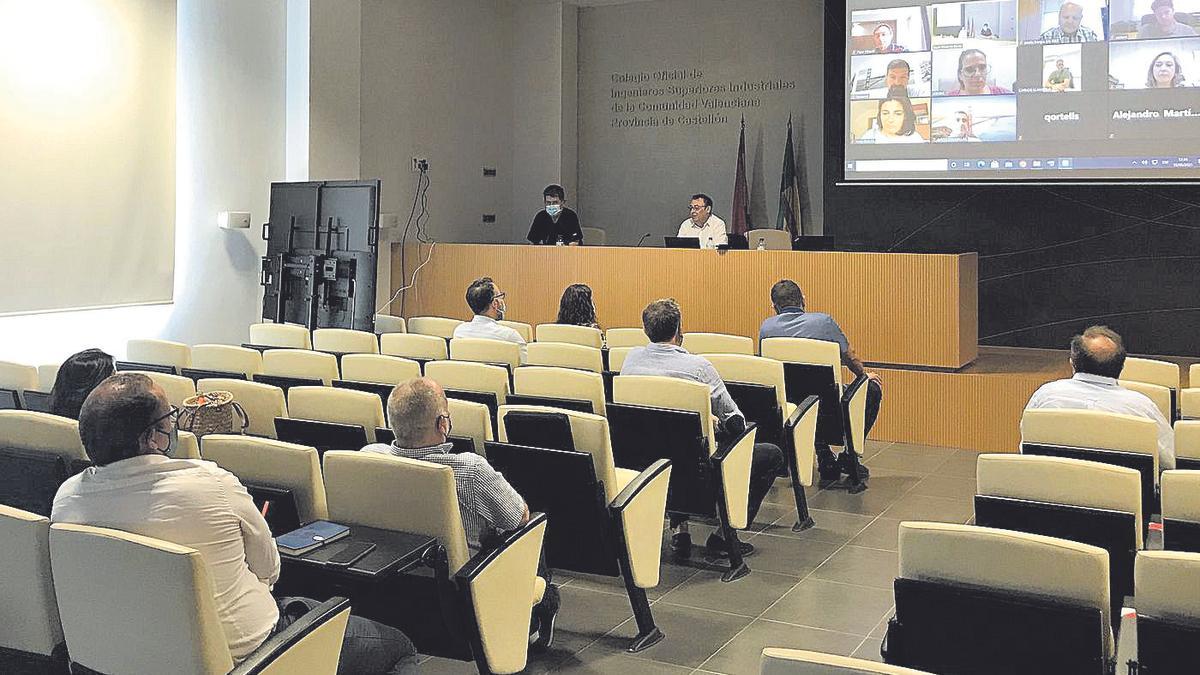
838, 453, 869, 480
671, 532, 692, 558
705, 533, 755, 558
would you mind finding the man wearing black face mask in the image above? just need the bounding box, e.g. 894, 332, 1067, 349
526, 184, 583, 245
52, 373, 419, 674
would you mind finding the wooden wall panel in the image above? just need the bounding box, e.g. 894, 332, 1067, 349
393, 244, 978, 369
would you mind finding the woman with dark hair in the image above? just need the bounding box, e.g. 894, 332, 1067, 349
555, 283, 600, 329
48, 348, 115, 420
1147, 51, 1188, 88
947, 49, 1013, 95
856, 88, 925, 143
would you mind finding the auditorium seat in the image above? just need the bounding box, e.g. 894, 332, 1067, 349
1020, 408, 1159, 514
513, 365, 606, 416
1160, 470, 1200, 553
196, 378, 287, 438
312, 328, 380, 355
1122, 357, 1179, 417
126, 339, 191, 372
36, 364, 59, 393
760, 648, 933, 674
449, 337, 522, 372
607, 346, 634, 372
261, 349, 340, 386
974, 453, 1141, 621
580, 226, 606, 246
0, 360, 38, 393
200, 434, 327, 532
708, 353, 821, 530
373, 314, 407, 334
249, 322, 312, 349
1174, 420, 1200, 470
321, 450, 548, 674
885, 522, 1113, 673
50, 522, 350, 675
609, 374, 757, 581
134, 371, 197, 408
339, 353, 421, 385
498, 320, 534, 343
682, 332, 756, 356
1119, 378, 1174, 422
761, 337, 871, 493
407, 316, 462, 340
0, 505, 67, 673
174, 432, 201, 461
1130, 550, 1200, 674
0, 410, 89, 467
526, 342, 604, 373
286, 386, 385, 442
447, 398, 493, 454
380, 332, 448, 362
189, 344, 263, 378
1181, 388, 1200, 419
746, 228, 792, 251
426, 359, 510, 408
606, 328, 649, 348
535, 323, 603, 349
492, 404, 671, 652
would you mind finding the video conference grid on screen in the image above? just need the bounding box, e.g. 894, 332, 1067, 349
844, 0, 1200, 180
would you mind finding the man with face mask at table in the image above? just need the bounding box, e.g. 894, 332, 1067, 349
527, 184, 583, 245
452, 276, 528, 364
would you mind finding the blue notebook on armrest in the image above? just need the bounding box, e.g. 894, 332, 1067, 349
276, 520, 350, 556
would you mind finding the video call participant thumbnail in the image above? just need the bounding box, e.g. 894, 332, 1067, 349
930, 96, 1018, 141
852, 89, 930, 143
1109, 38, 1198, 87
941, 48, 1016, 94
1045, 58, 1077, 89
849, 54, 934, 98
851, 7, 930, 55
930, 0, 1018, 46
1139, 0, 1198, 37
1038, 1, 1102, 42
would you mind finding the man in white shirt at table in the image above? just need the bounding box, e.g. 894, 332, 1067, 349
1024, 325, 1174, 471
677, 193, 728, 249
52, 372, 418, 674
452, 276, 528, 364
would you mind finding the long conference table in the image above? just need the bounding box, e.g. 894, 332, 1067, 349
393, 243, 977, 370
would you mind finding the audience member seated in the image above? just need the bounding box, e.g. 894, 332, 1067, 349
621, 298, 785, 558
362, 377, 559, 649
556, 283, 601, 330
1026, 325, 1174, 470
50, 372, 418, 674
759, 280, 883, 482
452, 277, 528, 365
47, 348, 115, 420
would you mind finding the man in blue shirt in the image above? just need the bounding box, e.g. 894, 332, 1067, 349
759, 279, 883, 483
622, 298, 785, 558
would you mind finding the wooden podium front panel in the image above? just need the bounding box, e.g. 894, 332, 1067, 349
392, 244, 978, 369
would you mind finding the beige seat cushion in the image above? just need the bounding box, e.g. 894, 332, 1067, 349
513, 366, 606, 416
313, 328, 379, 355
605, 328, 649, 348
1021, 408, 1159, 474
899, 521, 1112, 655
497, 320, 533, 343
977, 453, 1143, 547
613, 375, 716, 455
1160, 470, 1200, 523
499, 405, 620, 501
0, 505, 63, 657
1181, 388, 1200, 419
340, 354, 421, 385
37, 364, 60, 393
380, 333, 448, 361
407, 316, 462, 340
0, 360, 39, 392
707, 353, 788, 412
760, 337, 843, 387
682, 332, 755, 356
287, 386, 385, 442
535, 324, 603, 349
190, 345, 263, 377
526, 342, 603, 373
1121, 357, 1179, 391
202, 434, 329, 523
450, 338, 522, 371
0, 410, 87, 461
1119, 379, 1173, 422
197, 378, 287, 438
426, 360, 509, 404
1136, 550, 1200, 623
607, 346, 633, 372
373, 314, 407, 335
1175, 420, 1200, 460
249, 322, 311, 349
135, 371, 197, 408
445, 398, 493, 453
262, 349, 340, 385
127, 339, 191, 370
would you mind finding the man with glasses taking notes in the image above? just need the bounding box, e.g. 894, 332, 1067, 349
52, 373, 418, 673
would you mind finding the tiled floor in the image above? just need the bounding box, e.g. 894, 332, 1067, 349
418, 440, 983, 674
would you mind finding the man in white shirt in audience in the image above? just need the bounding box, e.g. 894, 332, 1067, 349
52, 373, 418, 674
677, 193, 728, 249
452, 276, 528, 364
362, 377, 559, 649
1025, 325, 1174, 470
621, 298, 785, 558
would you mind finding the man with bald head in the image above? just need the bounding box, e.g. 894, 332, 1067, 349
1040, 1, 1100, 42
53, 373, 419, 674
363, 377, 558, 648
1025, 326, 1174, 470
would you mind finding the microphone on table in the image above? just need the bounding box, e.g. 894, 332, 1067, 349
635, 233, 651, 247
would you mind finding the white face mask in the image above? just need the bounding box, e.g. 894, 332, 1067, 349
546, 204, 562, 217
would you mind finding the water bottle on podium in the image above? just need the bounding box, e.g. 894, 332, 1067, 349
757, 237, 766, 251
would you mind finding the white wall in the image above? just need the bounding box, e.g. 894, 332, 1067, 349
0, 0, 287, 366
309, 0, 361, 179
